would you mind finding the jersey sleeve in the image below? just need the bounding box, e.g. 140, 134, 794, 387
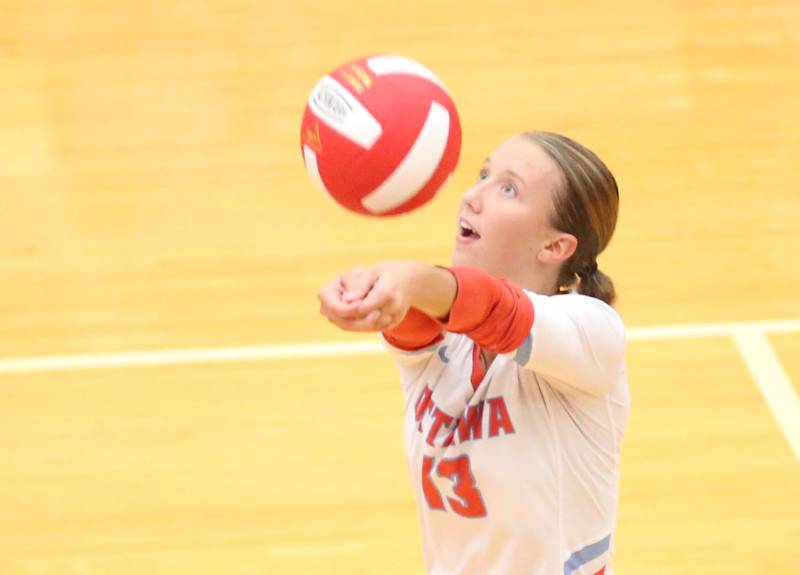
513, 292, 626, 397
434, 266, 625, 397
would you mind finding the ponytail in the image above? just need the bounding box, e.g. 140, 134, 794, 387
576, 266, 617, 306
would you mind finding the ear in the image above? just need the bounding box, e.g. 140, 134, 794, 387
537, 232, 578, 264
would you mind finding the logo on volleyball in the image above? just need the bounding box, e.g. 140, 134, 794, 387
312, 83, 352, 123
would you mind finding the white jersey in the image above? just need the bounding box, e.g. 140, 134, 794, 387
382, 291, 629, 575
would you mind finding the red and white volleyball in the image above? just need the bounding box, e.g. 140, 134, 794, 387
300, 55, 461, 216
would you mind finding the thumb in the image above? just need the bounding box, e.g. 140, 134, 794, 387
358, 276, 395, 315
342, 266, 379, 303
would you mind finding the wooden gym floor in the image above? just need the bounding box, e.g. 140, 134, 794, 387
1, 1, 798, 573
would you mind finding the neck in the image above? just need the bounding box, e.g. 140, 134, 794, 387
501, 264, 561, 296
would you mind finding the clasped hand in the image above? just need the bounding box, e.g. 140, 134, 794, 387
318, 261, 418, 332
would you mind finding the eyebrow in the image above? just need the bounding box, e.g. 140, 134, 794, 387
504, 169, 526, 184
483, 158, 527, 187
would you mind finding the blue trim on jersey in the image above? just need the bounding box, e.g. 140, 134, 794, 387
563, 534, 610, 575
437, 345, 450, 363
513, 334, 533, 366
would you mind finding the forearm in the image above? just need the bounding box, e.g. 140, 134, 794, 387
405, 263, 458, 321
380, 263, 532, 354
378, 262, 453, 351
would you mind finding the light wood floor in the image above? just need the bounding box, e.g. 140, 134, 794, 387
1, 0, 799, 573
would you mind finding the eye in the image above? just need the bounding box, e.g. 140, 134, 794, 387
501, 184, 518, 198
477, 168, 489, 181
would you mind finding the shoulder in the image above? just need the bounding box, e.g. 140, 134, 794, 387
525, 291, 625, 337
520, 291, 627, 397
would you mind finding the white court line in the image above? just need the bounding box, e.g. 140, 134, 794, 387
626, 318, 800, 340
732, 329, 800, 463
0, 341, 384, 374
0, 318, 799, 374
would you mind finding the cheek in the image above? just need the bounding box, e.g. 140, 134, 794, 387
492, 210, 545, 262
487, 213, 539, 258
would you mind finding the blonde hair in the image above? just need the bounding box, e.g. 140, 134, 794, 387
523, 131, 619, 306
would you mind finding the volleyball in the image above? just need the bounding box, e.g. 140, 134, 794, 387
300, 55, 461, 216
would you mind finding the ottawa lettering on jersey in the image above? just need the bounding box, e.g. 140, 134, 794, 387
414, 386, 516, 447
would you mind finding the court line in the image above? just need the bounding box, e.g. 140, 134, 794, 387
0, 318, 798, 374
732, 328, 800, 463
0, 341, 384, 373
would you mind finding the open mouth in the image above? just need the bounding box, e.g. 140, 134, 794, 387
459, 219, 481, 240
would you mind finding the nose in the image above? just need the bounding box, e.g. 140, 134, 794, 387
461, 182, 484, 213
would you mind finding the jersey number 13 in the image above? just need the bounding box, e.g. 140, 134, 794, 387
421, 455, 487, 518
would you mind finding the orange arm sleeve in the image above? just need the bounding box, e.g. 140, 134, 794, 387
443, 266, 534, 354
382, 307, 444, 351
382, 266, 534, 354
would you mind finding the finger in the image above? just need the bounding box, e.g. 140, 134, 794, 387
342, 292, 366, 304
326, 310, 386, 333
357, 282, 393, 315
318, 279, 363, 320
350, 310, 402, 332
319, 298, 365, 322
342, 267, 379, 303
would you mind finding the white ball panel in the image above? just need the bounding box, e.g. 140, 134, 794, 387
366, 55, 444, 89
361, 101, 450, 214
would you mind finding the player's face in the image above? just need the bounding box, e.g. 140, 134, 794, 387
452, 136, 563, 280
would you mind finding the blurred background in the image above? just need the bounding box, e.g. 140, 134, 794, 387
1, 0, 798, 573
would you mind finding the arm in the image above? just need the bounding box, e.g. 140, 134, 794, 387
372, 263, 534, 356
410, 267, 625, 395
318, 262, 454, 351
518, 292, 626, 396
319, 262, 532, 353
319, 262, 624, 395
382, 262, 457, 321
385, 265, 625, 397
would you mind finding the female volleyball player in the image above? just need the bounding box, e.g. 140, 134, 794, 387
318, 132, 628, 575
